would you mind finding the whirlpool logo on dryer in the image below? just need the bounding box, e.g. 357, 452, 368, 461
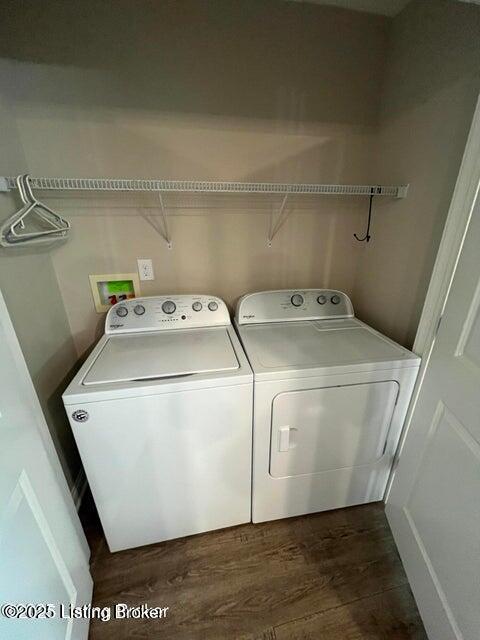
72, 409, 89, 423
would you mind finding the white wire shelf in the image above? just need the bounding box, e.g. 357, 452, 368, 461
0, 176, 408, 198
0, 175, 409, 249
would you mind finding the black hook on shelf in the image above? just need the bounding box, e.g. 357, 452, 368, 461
354, 188, 378, 243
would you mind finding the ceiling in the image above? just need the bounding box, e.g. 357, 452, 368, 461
287, 0, 411, 17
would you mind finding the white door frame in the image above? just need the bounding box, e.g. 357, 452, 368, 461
413, 94, 480, 358
385, 94, 480, 498
0, 290, 90, 563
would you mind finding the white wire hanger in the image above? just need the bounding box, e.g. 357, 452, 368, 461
0, 174, 71, 247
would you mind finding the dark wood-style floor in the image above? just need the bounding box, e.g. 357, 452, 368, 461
81, 494, 427, 639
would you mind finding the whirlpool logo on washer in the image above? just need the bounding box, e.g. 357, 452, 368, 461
72, 409, 89, 423
243, 314, 255, 319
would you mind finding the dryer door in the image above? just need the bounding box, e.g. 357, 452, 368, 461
270, 381, 399, 478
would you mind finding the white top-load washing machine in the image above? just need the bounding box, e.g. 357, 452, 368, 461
63, 295, 253, 552
235, 289, 420, 523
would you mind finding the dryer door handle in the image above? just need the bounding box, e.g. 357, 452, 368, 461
278, 426, 298, 452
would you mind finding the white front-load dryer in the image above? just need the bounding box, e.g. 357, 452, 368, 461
234, 289, 420, 523
63, 295, 253, 552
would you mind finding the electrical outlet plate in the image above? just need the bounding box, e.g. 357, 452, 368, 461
137, 258, 154, 281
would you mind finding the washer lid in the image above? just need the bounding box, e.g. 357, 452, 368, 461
239, 319, 418, 371
82, 327, 239, 385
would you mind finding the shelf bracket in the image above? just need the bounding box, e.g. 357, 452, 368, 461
139, 192, 172, 249
267, 194, 290, 247
158, 193, 172, 249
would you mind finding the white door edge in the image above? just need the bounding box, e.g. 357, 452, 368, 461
413, 93, 480, 359
0, 290, 90, 561
385, 92, 480, 501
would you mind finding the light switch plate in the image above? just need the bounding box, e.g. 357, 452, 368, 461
137, 259, 154, 281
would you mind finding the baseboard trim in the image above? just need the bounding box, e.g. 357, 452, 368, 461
71, 468, 88, 512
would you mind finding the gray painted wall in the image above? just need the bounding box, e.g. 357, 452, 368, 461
353, 0, 480, 348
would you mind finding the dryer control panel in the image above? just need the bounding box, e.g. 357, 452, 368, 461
235, 289, 354, 324
106, 295, 230, 334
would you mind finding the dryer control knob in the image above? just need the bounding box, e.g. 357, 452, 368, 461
162, 300, 176, 314
317, 295, 327, 305
331, 295, 341, 305
192, 301, 203, 312
291, 294, 304, 307
134, 304, 145, 316
116, 305, 128, 317
208, 301, 218, 311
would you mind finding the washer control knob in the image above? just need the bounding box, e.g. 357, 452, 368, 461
331, 294, 341, 305
208, 301, 218, 312
162, 300, 176, 314
291, 294, 304, 307
192, 301, 203, 312
134, 304, 145, 316
317, 295, 327, 305
116, 305, 128, 317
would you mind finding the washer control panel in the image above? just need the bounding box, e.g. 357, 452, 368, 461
106, 295, 230, 334
235, 289, 354, 324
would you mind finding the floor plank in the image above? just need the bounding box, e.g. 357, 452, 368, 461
80, 495, 427, 640
274, 585, 427, 640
